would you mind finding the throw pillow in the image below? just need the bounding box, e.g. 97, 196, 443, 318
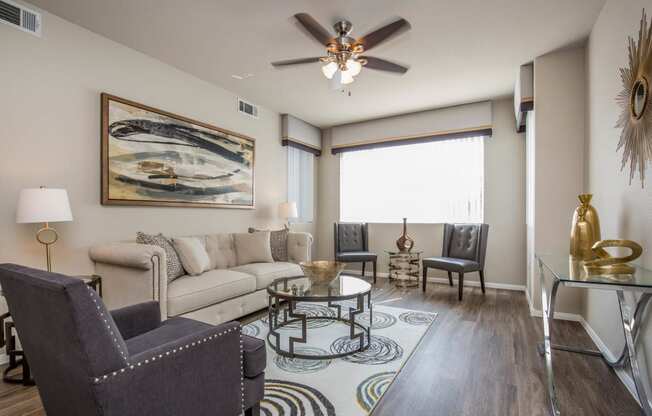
171, 237, 211, 276
136, 232, 185, 282
234, 232, 274, 265
248, 227, 289, 262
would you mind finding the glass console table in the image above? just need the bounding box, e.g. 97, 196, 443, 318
536, 254, 652, 416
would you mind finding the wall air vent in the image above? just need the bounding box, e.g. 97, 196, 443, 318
238, 98, 258, 119
0, 0, 41, 37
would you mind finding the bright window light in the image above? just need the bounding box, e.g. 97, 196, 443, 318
339, 136, 485, 223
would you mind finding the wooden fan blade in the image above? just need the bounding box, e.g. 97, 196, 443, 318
356, 18, 410, 52
361, 56, 409, 74
294, 13, 333, 46
272, 57, 323, 67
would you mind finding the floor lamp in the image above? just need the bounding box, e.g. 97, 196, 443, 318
16, 187, 73, 272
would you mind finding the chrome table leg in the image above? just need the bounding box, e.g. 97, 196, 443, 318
617, 290, 652, 415
538, 258, 561, 416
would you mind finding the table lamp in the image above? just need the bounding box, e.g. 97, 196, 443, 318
278, 201, 298, 229
16, 187, 73, 272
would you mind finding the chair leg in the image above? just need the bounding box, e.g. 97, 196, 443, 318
361, 262, 366, 278
447, 271, 453, 286
372, 260, 377, 284
479, 270, 486, 294
422, 266, 428, 292
245, 404, 261, 416
458, 272, 464, 301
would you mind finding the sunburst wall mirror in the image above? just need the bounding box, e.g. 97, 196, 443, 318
616, 10, 652, 186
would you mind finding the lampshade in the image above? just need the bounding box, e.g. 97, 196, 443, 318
344, 59, 362, 77
279, 201, 298, 219
321, 62, 338, 79
16, 188, 73, 224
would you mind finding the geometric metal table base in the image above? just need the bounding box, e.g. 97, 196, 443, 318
266, 276, 372, 361
537, 257, 652, 416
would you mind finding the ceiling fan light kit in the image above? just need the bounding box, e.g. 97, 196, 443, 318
272, 13, 410, 89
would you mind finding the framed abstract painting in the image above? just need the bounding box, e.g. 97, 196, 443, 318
101, 93, 255, 208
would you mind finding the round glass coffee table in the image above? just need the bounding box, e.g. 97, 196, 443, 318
266, 275, 372, 360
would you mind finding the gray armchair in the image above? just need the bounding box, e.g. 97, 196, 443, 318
0, 264, 265, 416
422, 223, 489, 300
334, 222, 377, 283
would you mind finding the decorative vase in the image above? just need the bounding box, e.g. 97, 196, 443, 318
299, 261, 346, 288
570, 194, 601, 260
396, 218, 414, 253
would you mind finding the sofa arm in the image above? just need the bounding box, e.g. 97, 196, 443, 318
89, 243, 168, 319
93, 321, 244, 416
110, 301, 162, 340
287, 232, 313, 263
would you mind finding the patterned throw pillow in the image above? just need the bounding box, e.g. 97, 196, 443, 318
248, 228, 288, 262
136, 232, 185, 282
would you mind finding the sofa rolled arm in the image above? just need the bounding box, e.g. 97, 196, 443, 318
93, 321, 244, 416
89, 243, 169, 318
110, 301, 162, 340
287, 232, 313, 264
89, 243, 164, 270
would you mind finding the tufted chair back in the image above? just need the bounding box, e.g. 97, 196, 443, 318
334, 222, 368, 254
442, 223, 489, 267
0, 264, 129, 416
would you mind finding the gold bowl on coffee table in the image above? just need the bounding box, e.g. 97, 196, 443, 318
299, 261, 346, 287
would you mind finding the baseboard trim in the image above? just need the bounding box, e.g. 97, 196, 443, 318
524, 286, 638, 403
344, 269, 525, 292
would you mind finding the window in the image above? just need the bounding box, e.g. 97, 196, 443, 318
339, 136, 484, 223
287, 146, 314, 222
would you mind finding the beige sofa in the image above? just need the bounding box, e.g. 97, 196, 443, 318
89, 232, 312, 325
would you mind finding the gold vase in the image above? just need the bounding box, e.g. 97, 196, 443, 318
570, 194, 601, 260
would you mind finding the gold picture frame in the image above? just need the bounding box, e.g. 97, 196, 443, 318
101, 94, 255, 209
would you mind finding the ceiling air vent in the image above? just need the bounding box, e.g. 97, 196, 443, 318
0, 0, 41, 37
238, 98, 258, 119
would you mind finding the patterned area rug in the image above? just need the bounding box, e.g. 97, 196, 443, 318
243, 303, 437, 416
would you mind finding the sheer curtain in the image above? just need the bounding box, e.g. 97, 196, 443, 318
287, 146, 314, 222
339, 136, 485, 223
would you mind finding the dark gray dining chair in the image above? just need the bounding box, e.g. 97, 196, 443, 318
0, 264, 265, 416
334, 222, 377, 283
422, 223, 489, 300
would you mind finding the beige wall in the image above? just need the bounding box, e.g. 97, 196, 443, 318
0, 11, 315, 276
317, 98, 527, 288
526, 46, 587, 314
584, 0, 652, 380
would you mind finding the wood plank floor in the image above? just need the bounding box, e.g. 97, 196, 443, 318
0, 280, 641, 416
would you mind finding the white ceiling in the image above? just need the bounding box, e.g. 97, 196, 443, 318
28, 0, 605, 127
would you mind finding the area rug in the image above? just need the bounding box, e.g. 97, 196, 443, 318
242, 303, 437, 416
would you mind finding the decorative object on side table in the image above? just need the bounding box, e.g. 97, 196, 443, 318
387, 250, 422, 288
278, 201, 298, 229
569, 194, 601, 260
101, 93, 255, 208
396, 217, 415, 252
616, 10, 652, 186
584, 239, 643, 276
16, 187, 73, 272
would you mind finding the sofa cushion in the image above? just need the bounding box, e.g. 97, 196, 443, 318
171, 237, 211, 276
242, 335, 266, 378
167, 270, 256, 316
234, 232, 274, 265
136, 232, 185, 282
230, 262, 303, 290
205, 233, 237, 269
249, 228, 289, 262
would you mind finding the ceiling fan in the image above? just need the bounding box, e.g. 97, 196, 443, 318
271, 13, 411, 89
